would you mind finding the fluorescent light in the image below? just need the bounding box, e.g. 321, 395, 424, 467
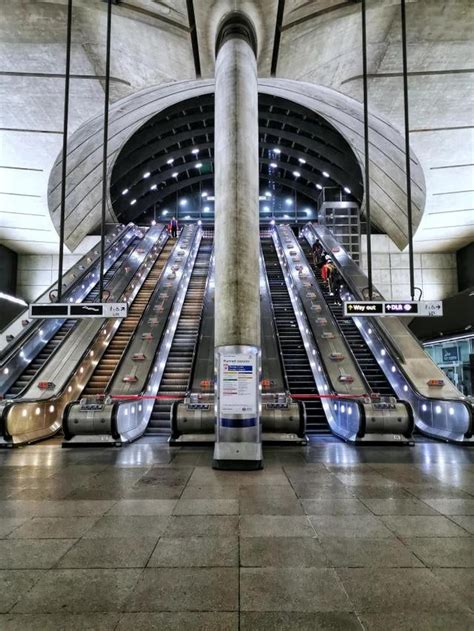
270, 162, 277, 168
293, 171, 301, 178
166, 158, 174, 165
179, 199, 187, 206
191, 148, 199, 155
316, 183, 323, 190
143, 172, 150, 179
162, 209, 168, 216
121, 188, 129, 195
195, 162, 203, 168
323, 171, 329, 178
344, 186, 351, 194
203, 206, 210, 212
273, 148, 281, 154
0, 292, 27, 307
130, 199, 136, 205
201, 191, 208, 197
285, 198, 293, 205
265, 191, 272, 197
172, 172, 178, 178
262, 206, 270, 212
150, 184, 157, 190
298, 158, 306, 164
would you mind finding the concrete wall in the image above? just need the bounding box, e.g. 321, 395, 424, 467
16, 235, 100, 302
360, 235, 457, 301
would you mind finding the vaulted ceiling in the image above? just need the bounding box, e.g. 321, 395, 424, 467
1, 0, 473, 254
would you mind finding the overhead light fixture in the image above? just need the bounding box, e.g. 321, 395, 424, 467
151, 220, 156, 226
344, 186, 351, 194
270, 219, 276, 225
298, 158, 306, 164
179, 198, 187, 206
265, 191, 272, 198
201, 191, 208, 197
195, 162, 203, 168
162, 209, 168, 216
270, 162, 278, 168
121, 188, 129, 195
322, 171, 330, 178
273, 148, 281, 154
262, 206, 270, 212
259, 196, 266, 201
316, 183, 323, 190
203, 206, 210, 212
143, 172, 150, 179
166, 158, 174, 165
191, 148, 200, 155
293, 171, 301, 178
150, 184, 157, 190
130, 199, 136, 206
285, 198, 293, 205
172, 172, 178, 178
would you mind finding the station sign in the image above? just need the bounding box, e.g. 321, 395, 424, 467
29, 303, 128, 319
344, 301, 443, 318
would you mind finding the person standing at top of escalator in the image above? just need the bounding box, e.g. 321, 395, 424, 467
170, 217, 178, 239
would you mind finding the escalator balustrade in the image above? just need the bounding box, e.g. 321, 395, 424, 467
147, 239, 213, 435
261, 238, 329, 433
82, 241, 173, 397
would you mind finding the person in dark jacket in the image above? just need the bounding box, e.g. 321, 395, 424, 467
170, 217, 178, 238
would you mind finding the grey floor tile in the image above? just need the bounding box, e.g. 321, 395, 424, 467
83, 515, 169, 539
0, 518, 29, 538
432, 568, 474, 608
380, 515, 470, 537
58, 537, 158, 568
309, 514, 393, 539
0, 570, 44, 613
0, 613, 120, 630
115, 612, 238, 630
240, 612, 364, 630
450, 515, 474, 534
337, 568, 470, 612
12, 569, 141, 613
361, 498, 439, 515
8, 516, 100, 539
403, 537, 474, 567
239, 484, 297, 499
179, 484, 240, 500
125, 567, 238, 611
173, 499, 239, 515
359, 612, 474, 631
291, 483, 354, 499
404, 485, 472, 500
164, 515, 239, 537
320, 537, 423, 568
240, 536, 328, 567
350, 486, 412, 499
240, 494, 304, 515
240, 568, 352, 612
107, 500, 177, 515
123, 485, 184, 500
137, 467, 193, 486
148, 536, 238, 567
240, 515, 314, 537
10, 500, 116, 517
0, 539, 76, 569
423, 498, 474, 515
302, 499, 370, 515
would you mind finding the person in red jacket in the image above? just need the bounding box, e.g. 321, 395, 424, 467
321, 257, 336, 294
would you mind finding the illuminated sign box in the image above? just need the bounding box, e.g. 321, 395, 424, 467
344, 301, 443, 318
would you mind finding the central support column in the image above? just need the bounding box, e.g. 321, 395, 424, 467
213, 12, 262, 470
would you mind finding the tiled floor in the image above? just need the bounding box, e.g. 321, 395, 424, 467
0, 437, 472, 630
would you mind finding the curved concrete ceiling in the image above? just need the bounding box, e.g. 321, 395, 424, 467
1, 0, 472, 254
48, 78, 424, 250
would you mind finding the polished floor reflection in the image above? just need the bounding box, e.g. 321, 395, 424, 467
0, 438, 472, 630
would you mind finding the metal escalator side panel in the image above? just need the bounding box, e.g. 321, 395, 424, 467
303, 223, 472, 442
0, 223, 129, 356
2, 225, 167, 446
0, 223, 139, 395
259, 248, 286, 394
275, 225, 368, 397
114, 227, 205, 443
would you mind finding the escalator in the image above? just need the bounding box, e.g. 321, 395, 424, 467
81, 241, 173, 397
300, 240, 396, 398
261, 238, 328, 433
147, 238, 213, 435
5, 242, 138, 398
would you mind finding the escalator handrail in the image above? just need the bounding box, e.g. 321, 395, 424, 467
0, 223, 135, 367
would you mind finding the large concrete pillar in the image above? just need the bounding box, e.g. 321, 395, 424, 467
213, 12, 262, 470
